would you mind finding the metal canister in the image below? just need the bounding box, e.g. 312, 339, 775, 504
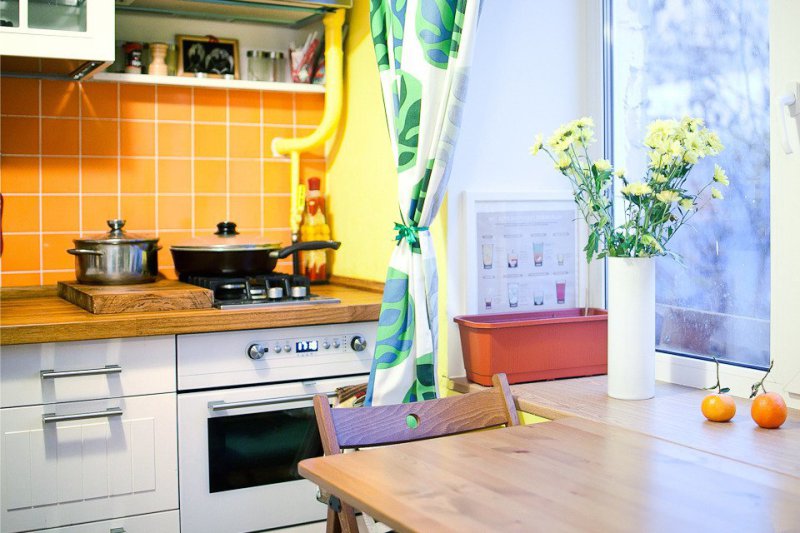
247, 50, 285, 82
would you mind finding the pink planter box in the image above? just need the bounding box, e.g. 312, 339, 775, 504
454, 308, 608, 386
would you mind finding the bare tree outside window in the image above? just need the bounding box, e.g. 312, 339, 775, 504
611, 0, 770, 368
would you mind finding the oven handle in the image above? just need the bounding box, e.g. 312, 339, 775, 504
208, 391, 337, 412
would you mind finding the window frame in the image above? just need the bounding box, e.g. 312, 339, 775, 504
600, 0, 776, 397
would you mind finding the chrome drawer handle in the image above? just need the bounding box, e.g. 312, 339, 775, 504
42, 408, 123, 424
41, 365, 122, 379
209, 391, 336, 411
110, 528, 126, 533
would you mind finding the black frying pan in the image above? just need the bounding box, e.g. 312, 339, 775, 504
171, 222, 340, 277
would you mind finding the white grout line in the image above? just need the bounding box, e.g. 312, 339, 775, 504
154, 85, 159, 236
116, 83, 121, 218
2, 154, 320, 163
260, 90, 265, 237
77, 82, 83, 238
225, 89, 230, 220
0, 114, 303, 129
37, 79, 43, 285
190, 87, 196, 237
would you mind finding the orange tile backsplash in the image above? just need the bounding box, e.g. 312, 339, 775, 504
0, 78, 326, 286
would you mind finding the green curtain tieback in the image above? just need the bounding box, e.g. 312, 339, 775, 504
394, 222, 429, 246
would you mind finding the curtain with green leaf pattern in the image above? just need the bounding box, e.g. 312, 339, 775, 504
365, 0, 482, 406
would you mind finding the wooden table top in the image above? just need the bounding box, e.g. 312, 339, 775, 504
0, 279, 382, 345
299, 417, 800, 532
473, 376, 800, 479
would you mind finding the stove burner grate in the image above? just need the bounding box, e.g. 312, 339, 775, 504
182, 273, 339, 307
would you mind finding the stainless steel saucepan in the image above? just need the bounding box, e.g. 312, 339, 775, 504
68, 219, 161, 284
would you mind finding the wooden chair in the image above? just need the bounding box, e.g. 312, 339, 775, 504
312, 373, 519, 533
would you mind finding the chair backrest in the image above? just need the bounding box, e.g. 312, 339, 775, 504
313, 373, 519, 455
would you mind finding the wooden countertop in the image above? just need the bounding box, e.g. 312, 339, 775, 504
451, 375, 800, 479
0, 280, 383, 345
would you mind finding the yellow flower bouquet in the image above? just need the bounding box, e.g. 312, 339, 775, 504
531, 116, 728, 262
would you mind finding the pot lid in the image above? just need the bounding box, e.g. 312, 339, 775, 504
75, 219, 159, 245
170, 222, 281, 251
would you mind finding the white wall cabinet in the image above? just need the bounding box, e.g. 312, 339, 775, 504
0, 0, 114, 63
0, 337, 178, 533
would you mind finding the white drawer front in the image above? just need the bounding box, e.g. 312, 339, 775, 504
0, 336, 175, 408
31, 510, 179, 533
1, 394, 178, 533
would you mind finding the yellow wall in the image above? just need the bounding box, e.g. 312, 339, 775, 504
326, 0, 396, 282
328, 0, 450, 389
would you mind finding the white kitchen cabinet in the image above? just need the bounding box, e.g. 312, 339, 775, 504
0, 336, 175, 408
0, 393, 178, 533
0, 0, 114, 62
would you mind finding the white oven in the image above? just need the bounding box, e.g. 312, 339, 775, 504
176, 322, 376, 533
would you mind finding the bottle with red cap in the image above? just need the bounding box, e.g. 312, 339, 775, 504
299, 177, 330, 282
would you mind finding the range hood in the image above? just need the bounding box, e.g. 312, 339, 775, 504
115, 0, 352, 28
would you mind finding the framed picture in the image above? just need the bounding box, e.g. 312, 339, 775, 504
177, 35, 239, 79
462, 191, 582, 314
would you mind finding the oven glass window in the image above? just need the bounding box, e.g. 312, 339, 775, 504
208, 405, 323, 493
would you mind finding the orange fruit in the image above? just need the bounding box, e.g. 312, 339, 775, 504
751, 392, 787, 429
701, 393, 736, 422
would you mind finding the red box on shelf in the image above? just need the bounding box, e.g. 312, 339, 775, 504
454, 308, 608, 386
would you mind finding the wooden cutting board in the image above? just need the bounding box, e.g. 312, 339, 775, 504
57, 278, 214, 314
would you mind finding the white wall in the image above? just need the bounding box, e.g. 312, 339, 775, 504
445, 0, 604, 378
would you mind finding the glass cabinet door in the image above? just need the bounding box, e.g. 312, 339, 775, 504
0, 1, 20, 28
28, 0, 87, 32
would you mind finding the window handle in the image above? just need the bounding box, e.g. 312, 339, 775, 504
778, 82, 799, 155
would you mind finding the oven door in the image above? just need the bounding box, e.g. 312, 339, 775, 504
178, 375, 366, 533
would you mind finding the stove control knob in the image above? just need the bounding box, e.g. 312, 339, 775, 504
333, 339, 341, 349
350, 335, 367, 352
291, 285, 308, 299
247, 344, 267, 360
268, 287, 284, 300
284, 344, 292, 353
322, 340, 331, 349
274, 344, 282, 354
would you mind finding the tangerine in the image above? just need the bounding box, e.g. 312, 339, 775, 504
701, 393, 736, 422
750, 392, 787, 429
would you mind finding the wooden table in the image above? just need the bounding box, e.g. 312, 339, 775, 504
300, 410, 800, 532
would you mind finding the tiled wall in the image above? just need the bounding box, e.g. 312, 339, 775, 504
0, 77, 325, 286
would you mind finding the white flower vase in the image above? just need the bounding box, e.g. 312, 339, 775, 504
607, 256, 656, 400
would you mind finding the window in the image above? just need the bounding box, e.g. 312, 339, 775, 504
608, 0, 770, 369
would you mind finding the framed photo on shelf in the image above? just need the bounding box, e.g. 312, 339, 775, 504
462, 191, 582, 315
177, 35, 239, 79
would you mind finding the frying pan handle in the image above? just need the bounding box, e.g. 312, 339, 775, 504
270, 240, 341, 259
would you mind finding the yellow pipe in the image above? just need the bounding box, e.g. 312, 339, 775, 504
273, 8, 345, 239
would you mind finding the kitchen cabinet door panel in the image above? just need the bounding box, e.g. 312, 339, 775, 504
0, 394, 178, 533
131, 417, 156, 493
0, 336, 176, 408
55, 425, 84, 504
2, 432, 32, 511
30, 427, 59, 507
81, 423, 109, 500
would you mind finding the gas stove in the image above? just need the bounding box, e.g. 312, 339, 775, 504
182, 273, 341, 309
